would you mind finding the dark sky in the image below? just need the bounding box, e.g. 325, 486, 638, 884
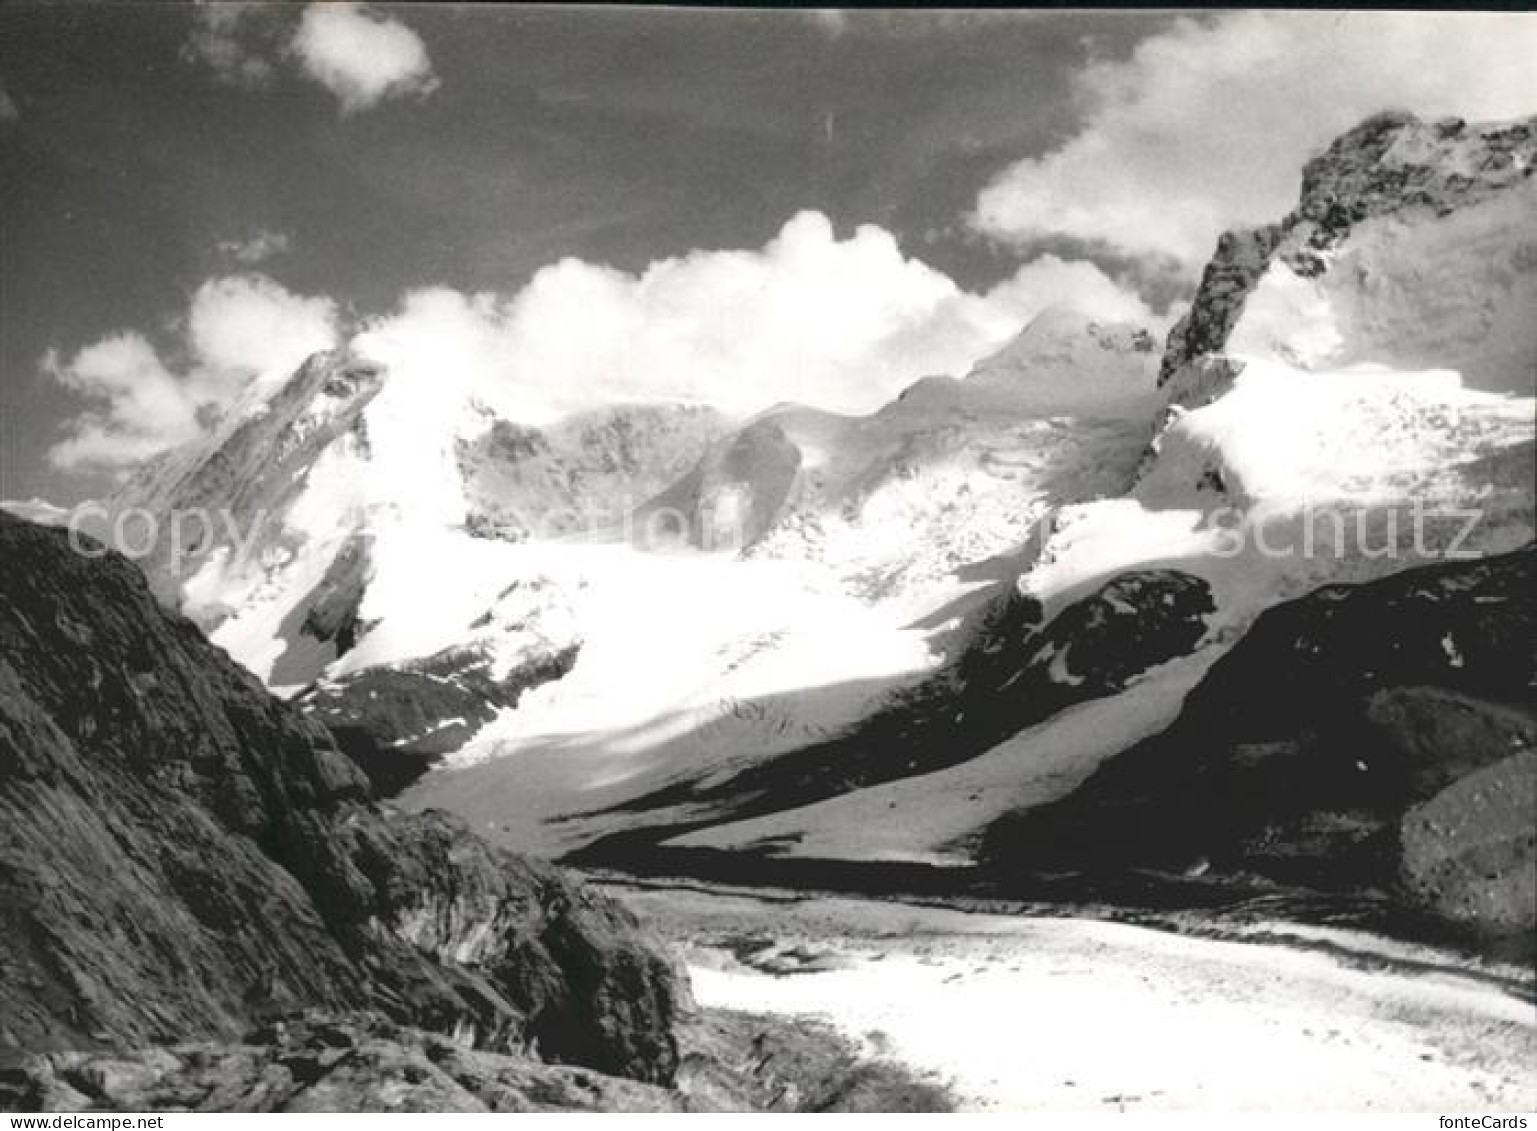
0, 4, 1175, 503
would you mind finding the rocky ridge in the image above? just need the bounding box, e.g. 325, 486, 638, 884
1158, 112, 1537, 406
982, 544, 1537, 942
0, 513, 683, 1083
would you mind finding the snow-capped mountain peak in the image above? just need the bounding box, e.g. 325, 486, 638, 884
961, 307, 1161, 416
1161, 113, 1537, 405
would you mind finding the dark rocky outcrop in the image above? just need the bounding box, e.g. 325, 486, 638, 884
0, 1014, 686, 1113
0, 514, 683, 1083
294, 534, 374, 660
981, 544, 1537, 941
297, 642, 578, 797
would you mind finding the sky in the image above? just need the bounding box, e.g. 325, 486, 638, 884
1, 5, 1533, 504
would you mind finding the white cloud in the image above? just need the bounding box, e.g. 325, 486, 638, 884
49, 218, 1158, 476
354, 211, 1159, 421
291, 2, 439, 114
47, 276, 340, 472
184, 274, 340, 398
981, 255, 1155, 330
973, 11, 1537, 264
803, 9, 1051, 40
45, 335, 203, 473
217, 230, 292, 264
182, 1, 279, 88
183, 2, 436, 114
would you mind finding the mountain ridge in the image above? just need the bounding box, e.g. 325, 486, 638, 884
0, 512, 684, 1083
405, 110, 1536, 930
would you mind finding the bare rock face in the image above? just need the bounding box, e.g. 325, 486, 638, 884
981, 544, 1537, 941
297, 641, 578, 796
1400, 751, 1536, 935
0, 514, 684, 1083
456, 404, 728, 543
1, 1009, 956, 1114
102, 352, 387, 619
0, 1015, 689, 1113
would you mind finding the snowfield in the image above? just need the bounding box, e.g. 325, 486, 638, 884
397, 311, 1174, 852
1030, 358, 1535, 627
619, 886, 1537, 1113
407, 542, 946, 856
409, 345, 1533, 863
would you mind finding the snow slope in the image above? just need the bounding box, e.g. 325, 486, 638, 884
1224, 181, 1537, 394
644, 308, 1161, 612
1026, 360, 1534, 631
107, 350, 729, 696
402, 310, 1165, 851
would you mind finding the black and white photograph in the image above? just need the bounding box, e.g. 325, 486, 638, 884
0, 3, 1534, 1117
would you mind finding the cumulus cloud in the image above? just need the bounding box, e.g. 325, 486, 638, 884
217, 230, 292, 264
47, 275, 339, 472
182, 1, 280, 88
182, 2, 437, 114
981, 255, 1155, 330
291, 2, 439, 114
45, 336, 203, 473
49, 216, 1158, 476
973, 10, 1537, 263
184, 275, 340, 398
354, 211, 1158, 421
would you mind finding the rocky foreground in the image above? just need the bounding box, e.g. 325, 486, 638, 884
0, 513, 946, 1111
3, 1010, 951, 1113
